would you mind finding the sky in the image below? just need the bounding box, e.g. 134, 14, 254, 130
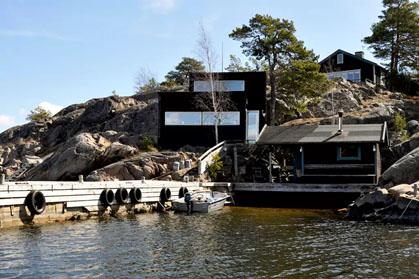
0, 0, 384, 132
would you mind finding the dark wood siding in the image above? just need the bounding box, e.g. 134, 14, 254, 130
320, 51, 383, 83
159, 72, 266, 148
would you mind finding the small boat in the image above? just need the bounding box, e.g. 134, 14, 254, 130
172, 190, 229, 213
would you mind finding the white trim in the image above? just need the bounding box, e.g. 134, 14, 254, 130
337, 53, 344, 64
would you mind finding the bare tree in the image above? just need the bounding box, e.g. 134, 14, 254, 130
195, 23, 235, 144
134, 67, 160, 94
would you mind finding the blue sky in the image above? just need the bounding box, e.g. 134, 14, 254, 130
0, 0, 384, 131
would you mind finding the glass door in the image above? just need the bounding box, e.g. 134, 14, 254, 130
246, 110, 259, 143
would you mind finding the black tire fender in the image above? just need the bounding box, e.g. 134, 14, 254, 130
129, 187, 142, 204
178, 187, 189, 199
160, 187, 171, 202
25, 190, 46, 215
100, 189, 115, 207
115, 188, 129, 204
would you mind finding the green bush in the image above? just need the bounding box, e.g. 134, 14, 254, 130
393, 112, 409, 141
139, 136, 155, 151
26, 106, 52, 122
207, 153, 223, 180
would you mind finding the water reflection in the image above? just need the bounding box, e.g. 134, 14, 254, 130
0, 208, 418, 278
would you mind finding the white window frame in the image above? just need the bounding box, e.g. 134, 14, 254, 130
337, 53, 344, 64
327, 69, 361, 82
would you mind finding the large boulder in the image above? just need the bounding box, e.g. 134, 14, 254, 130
407, 120, 419, 135
379, 147, 419, 187
86, 152, 194, 181
381, 132, 419, 170
23, 133, 111, 180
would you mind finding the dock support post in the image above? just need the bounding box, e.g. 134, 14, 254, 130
0, 174, 4, 185
78, 175, 84, 183
233, 146, 238, 177
268, 152, 273, 183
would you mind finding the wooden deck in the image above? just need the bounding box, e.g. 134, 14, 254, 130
233, 182, 375, 193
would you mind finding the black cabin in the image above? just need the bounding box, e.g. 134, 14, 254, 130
319, 49, 386, 85
158, 72, 266, 148
256, 121, 388, 185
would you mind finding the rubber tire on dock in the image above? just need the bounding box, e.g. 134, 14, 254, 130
160, 187, 171, 202
25, 190, 46, 215
115, 188, 129, 204
130, 187, 142, 204
100, 189, 115, 207
178, 187, 189, 199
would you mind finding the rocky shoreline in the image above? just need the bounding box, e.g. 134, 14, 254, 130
348, 182, 419, 224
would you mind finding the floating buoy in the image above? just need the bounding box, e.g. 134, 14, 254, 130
25, 190, 46, 215
160, 187, 171, 202
115, 188, 129, 204
178, 186, 189, 198
130, 187, 142, 204
100, 189, 115, 207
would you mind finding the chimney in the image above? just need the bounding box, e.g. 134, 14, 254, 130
355, 51, 364, 58
338, 110, 344, 134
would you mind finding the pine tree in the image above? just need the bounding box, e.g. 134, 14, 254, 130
229, 14, 317, 124
363, 0, 419, 74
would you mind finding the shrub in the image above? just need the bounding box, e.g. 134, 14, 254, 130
393, 112, 409, 141
207, 153, 223, 180
26, 106, 52, 122
139, 136, 155, 151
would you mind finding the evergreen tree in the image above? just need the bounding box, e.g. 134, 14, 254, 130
230, 14, 317, 124
164, 57, 205, 87
230, 14, 328, 124
363, 0, 419, 74
276, 60, 331, 121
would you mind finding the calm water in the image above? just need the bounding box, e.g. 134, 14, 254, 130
0, 207, 418, 279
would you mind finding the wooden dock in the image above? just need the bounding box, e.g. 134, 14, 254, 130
233, 182, 375, 193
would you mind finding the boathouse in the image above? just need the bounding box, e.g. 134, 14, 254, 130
255, 120, 388, 185
158, 72, 266, 148
319, 49, 386, 85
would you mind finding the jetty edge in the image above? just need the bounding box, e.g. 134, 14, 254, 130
0, 175, 212, 229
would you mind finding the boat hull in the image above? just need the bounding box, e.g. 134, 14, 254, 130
172, 196, 227, 213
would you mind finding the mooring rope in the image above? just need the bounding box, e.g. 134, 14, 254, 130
399, 198, 415, 219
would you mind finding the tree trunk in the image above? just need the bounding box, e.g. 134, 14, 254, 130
269, 68, 276, 125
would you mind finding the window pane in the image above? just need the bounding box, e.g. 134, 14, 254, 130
337, 53, 344, 64
202, 111, 240, 125
221, 80, 245, 91
337, 145, 361, 160
246, 110, 259, 142
193, 81, 212, 92
193, 80, 244, 92
165, 112, 201, 126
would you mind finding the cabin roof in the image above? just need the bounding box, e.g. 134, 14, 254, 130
319, 49, 386, 71
256, 123, 388, 145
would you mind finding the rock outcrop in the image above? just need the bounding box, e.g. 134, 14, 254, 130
348, 182, 419, 224
0, 94, 161, 180
379, 147, 419, 188
86, 152, 196, 181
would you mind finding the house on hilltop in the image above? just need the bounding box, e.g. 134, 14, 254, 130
319, 49, 386, 85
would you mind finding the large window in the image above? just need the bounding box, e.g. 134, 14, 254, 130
202, 111, 240, 125
246, 110, 260, 143
193, 80, 245, 92
327, 69, 361, 82
165, 111, 240, 126
165, 112, 201, 126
